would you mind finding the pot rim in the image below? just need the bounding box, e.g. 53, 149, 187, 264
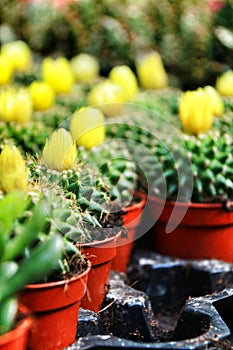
25, 259, 91, 289
79, 229, 122, 248
0, 304, 32, 344
149, 195, 228, 209
123, 191, 147, 213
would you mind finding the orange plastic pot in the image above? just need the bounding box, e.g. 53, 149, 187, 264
0, 304, 32, 350
80, 234, 119, 312
111, 192, 146, 272
149, 196, 233, 262
19, 261, 91, 350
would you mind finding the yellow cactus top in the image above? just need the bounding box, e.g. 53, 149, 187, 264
109, 65, 138, 101
216, 70, 233, 96
0, 145, 28, 193
42, 128, 77, 171
71, 53, 100, 83
42, 57, 74, 94
136, 51, 168, 90
179, 88, 213, 135
0, 54, 14, 85
1, 40, 32, 72
29, 81, 55, 111
70, 107, 105, 149
88, 79, 125, 116
203, 85, 224, 117
0, 87, 32, 124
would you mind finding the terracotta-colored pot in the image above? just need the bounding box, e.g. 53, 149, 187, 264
149, 196, 233, 262
0, 304, 32, 350
80, 234, 119, 312
19, 261, 91, 350
111, 192, 146, 272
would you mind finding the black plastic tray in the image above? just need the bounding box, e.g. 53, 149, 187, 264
66, 249, 233, 350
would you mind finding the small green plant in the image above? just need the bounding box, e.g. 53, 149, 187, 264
0, 191, 63, 335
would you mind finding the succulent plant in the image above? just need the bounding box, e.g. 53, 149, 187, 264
79, 139, 138, 206
28, 155, 121, 242
0, 191, 63, 335
0, 120, 52, 156
105, 96, 233, 204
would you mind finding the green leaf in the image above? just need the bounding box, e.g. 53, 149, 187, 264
0, 192, 29, 238
3, 202, 50, 261
0, 297, 18, 335
0, 235, 63, 302
0, 262, 18, 285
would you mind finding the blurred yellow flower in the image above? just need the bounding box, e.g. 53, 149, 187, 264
42, 128, 77, 171
71, 53, 99, 83
136, 51, 168, 89
88, 80, 125, 116
109, 65, 138, 101
179, 88, 213, 135
0, 145, 28, 193
0, 87, 32, 124
70, 107, 105, 149
29, 81, 55, 111
0, 55, 13, 85
216, 70, 233, 96
42, 57, 74, 94
203, 85, 224, 117
1, 40, 32, 72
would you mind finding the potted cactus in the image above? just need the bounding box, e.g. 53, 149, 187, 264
0, 142, 91, 350
144, 87, 233, 262
104, 88, 233, 262
0, 191, 63, 350
29, 122, 124, 312
18, 189, 92, 350
79, 137, 146, 273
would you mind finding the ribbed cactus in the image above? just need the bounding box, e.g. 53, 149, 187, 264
28, 159, 116, 237
183, 131, 233, 202
136, 130, 233, 203
105, 101, 233, 203
79, 140, 138, 205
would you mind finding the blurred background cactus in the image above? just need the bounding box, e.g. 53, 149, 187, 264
0, 0, 232, 88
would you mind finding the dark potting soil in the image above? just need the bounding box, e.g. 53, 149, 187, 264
44, 256, 89, 283
81, 203, 127, 243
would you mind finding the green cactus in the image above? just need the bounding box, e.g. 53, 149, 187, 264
0, 121, 52, 156
105, 100, 233, 203
28, 157, 119, 236
79, 140, 138, 205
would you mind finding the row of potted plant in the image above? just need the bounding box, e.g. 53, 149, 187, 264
0, 38, 150, 349
0, 37, 232, 350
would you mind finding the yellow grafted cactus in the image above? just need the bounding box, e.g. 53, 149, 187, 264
88, 80, 125, 116
179, 88, 213, 135
216, 70, 233, 96
0, 145, 28, 193
42, 128, 77, 171
42, 57, 74, 94
0, 55, 13, 85
203, 85, 224, 117
70, 107, 105, 149
29, 81, 55, 111
109, 65, 138, 101
0, 87, 32, 123
1, 40, 32, 72
136, 51, 168, 90
71, 53, 100, 83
